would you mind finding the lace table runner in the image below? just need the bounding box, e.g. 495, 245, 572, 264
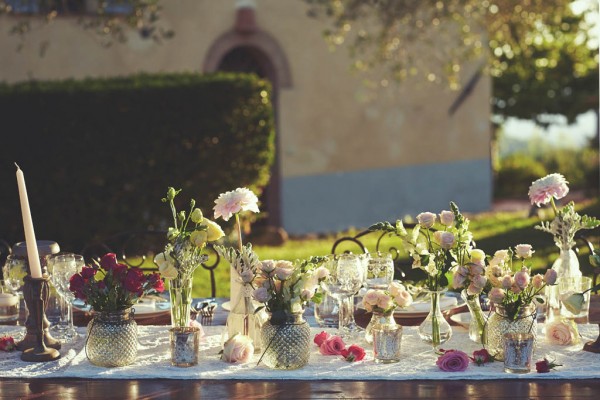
0, 324, 598, 380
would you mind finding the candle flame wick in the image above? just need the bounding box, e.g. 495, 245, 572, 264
14, 162, 20, 170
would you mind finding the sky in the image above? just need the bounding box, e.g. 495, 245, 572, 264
503, 110, 598, 148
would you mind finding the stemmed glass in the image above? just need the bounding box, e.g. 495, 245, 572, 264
2, 255, 27, 297
364, 252, 394, 290
47, 253, 83, 342
323, 253, 365, 339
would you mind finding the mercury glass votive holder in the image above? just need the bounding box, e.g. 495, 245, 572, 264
503, 332, 535, 374
373, 324, 403, 363
170, 326, 200, 367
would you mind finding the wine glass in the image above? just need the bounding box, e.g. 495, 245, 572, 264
365, 252, 394, 290
2, 255, 27, 297
323, 253, 365, 339
47, 253, 82, 342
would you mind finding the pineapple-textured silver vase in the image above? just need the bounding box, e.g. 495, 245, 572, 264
85, 308, 138, 367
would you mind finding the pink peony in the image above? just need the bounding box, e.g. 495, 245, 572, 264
528, 173, 569, 206
221, 334, 254, 363
341, 345, 366, 362
213, 187, 260, 221
314, 331, 331, 347
320, 336, 346, 355
436, 349, 470, 372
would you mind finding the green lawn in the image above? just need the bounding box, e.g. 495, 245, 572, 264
192, 199, 600, 297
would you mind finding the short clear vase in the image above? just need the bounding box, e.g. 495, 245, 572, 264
169, 278, 193, 328
461, 290, 487, 344
418, 290, 452, 350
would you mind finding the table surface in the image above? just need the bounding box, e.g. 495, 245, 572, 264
1, 296, 599, 400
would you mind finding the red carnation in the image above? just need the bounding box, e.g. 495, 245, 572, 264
100, 253, 119, 271
124, 268, 144, 294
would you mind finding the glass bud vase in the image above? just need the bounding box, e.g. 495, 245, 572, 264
169, 278, 193, 328
370, 312, 403, 363
547, 246, 581, 318
226, 285, 263, 352
418, 290, 452, 350
260, 311, 311, 370
86, 308, 138, 367
484, 303, 537, 361
461, 290, 487, 344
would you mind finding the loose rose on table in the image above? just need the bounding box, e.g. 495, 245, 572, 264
545, 318, 580, 346
535, 357, 562, 373
341, 345, 366, 362
221, 333, 254, 363
319, 336, 346, 356
470, 349, 495, 366
314, 331, 330, 347
0, 336, 15, 352
436, 349, 470, 372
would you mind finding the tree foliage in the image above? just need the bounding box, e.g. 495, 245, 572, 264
304, 0, 599, 124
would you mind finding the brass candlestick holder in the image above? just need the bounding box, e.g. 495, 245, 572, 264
16, 275, 61, 362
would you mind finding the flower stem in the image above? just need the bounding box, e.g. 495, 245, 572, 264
235, 213, 243, 252
550, 197, 558, 217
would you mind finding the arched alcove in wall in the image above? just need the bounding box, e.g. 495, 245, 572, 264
204, 30, 292, 228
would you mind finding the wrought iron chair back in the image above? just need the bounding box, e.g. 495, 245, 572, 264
81, 231, 221, 298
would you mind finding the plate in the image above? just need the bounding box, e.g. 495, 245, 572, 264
73, 296, 170, 319
450, 312, 471, 328
221, 301, 231, 312
393, 296, 461, 318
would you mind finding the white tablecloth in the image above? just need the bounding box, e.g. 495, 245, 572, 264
0, 324, 599, 380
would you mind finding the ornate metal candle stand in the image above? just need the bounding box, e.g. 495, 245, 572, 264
16, 274, 61, 362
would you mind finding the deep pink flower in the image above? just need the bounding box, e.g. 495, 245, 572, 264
528, 173, 569, 206
123, 268, 144, 294
341, 345, 366, 362
0, 336, 16, 352
80, 267, 97, 279
69, 273, 87, 301
436, 349, 470, 372
314, 331, 331, 347
100, 253, 119, 271
536, 358, 561, 373
148, 273, 165, 293
319, 336, 346, 356
471, 349, 494, 366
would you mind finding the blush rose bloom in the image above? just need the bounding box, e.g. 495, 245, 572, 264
394, 290, 413, 308
514, 270, 531, 289
528, 173, 569, 206
154, 252, 178, 279
261, 260, 276, 274
470, 249, 486, 264
416, 212, 437, 228
213, 187, 260, 221
253, 287, 271, 303
436, 350, 470, 372
221, 334, 254, 363
488, 287, 506, 304
320, 336, 346, 355
546, 319, 578, 346
515, 244, 534, 259
544, 269, 558, 285
501, 275, 513, 289
531, 274, 544, 289
452, 270, 467, 289
439, 210, 454, 226
434, 231, 456, 250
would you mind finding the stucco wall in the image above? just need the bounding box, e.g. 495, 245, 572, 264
0, 0, 492, 234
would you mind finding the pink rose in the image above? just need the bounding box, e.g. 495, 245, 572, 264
515, 244, 534, 259
471, 349, 494, 366
363, 289, 380, 306
452, 271, 467, 289
261, 260, 276, 274
439, 210, 454, 226
314, 331, 331, 347
213, 187, 260, 221
416, 212, 436, 228
528, 173, 569, 206
275, 266, 294, 281
221, 334, 254, 363
488, 287, 506, 304
253, 287, 271, 303
319, 336, 346, 355
341, 345, 366, 362
546, 319, 577, 346
472, 274, 487, 289
544, 269, 557, 285
394, 290, 413, 308
467, 282, 482, 296
531, 274, 544, 289
469, 263, 485, 276
514, 270, 530, 289
438, 231, 456, 250
436, 349, 470, 372
376, 293, 394, 310
501, 275, 513, 289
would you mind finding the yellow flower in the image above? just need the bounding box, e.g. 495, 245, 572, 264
190, 230, 208, 248
204, 219, 225, 241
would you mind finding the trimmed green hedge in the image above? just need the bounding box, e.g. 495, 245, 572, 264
0, 72, 275, 252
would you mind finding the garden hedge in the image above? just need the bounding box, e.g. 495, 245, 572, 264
0, 72, 275, 252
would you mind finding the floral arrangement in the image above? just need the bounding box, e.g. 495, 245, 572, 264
252, 257, 329, 317
313, 332, 366, 362
221, 333, 254, 363
361, 282, 413, 315
451, 248, 488, 297
545, 317, 580, 346
485, 245, 557, 320
69, 253, 164, 312
154, 187, 224, 282
0, 335, 15, 352
535, 357, 561, 373
371, 202, 473, 292
529, 173, 599, 249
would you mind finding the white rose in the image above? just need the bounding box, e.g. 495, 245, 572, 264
416, 212, 436, 228
221, 334, 254, 363
515, 244, 534, 259
439, 210, 454, 226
